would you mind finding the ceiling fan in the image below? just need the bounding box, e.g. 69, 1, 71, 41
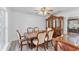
34, 7, 53, 16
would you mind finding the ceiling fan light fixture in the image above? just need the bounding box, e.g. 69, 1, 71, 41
34, 7, 53, 16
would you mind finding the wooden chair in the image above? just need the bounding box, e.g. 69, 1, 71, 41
16, 30, 27, 51
47, 27, 52, 32
27, 27, 36, 49
45, 30, 54, 49
27, 27, 33, 33
33, 31, 46, 51
34, 27, 39, 33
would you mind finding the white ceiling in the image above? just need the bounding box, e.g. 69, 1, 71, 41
8, 7, 79, 15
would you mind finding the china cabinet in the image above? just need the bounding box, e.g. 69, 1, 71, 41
46, 15, 64, 37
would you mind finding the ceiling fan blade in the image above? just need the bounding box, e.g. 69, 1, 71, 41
47, 13, 50, 14
48, 10, 53, 11
53, 11, 62, 15
47, 12, 53, 15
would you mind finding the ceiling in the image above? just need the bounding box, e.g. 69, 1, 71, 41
8, 7, 79, 16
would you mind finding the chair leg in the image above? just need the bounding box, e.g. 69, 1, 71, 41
21, 45, 22, 51
54, 41, 57, 51
20, 42, 22, 51
36, 46, 38, 51
51, 40, 53, 46
19, 44, 21, 48
44, 44, 46, 51
30, 43, 32, 49
47, 42, 48, 49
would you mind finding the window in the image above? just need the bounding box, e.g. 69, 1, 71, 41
0, 7, 8, 50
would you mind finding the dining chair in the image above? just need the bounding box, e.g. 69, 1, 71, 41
45, 30, 54, 49
27, 27, 33, 33
47, 27, 52, 32
33, 32, 46, 51
16, 30, 27, 51
34, 27, 39, 33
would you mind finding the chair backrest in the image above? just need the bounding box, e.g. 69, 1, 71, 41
47, 27, 52, 32
34, 27, 39, 32
48, 30, 54, 40
27, 27, 33, 33
16, 30, 21, 40
38, 32, 46, 44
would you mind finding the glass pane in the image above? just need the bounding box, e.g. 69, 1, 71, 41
56, 19, 60, 27
53, 20, 55, 28
50, 19, 53, 28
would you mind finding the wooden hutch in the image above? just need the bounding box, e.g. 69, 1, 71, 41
46, 15, 64, 37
